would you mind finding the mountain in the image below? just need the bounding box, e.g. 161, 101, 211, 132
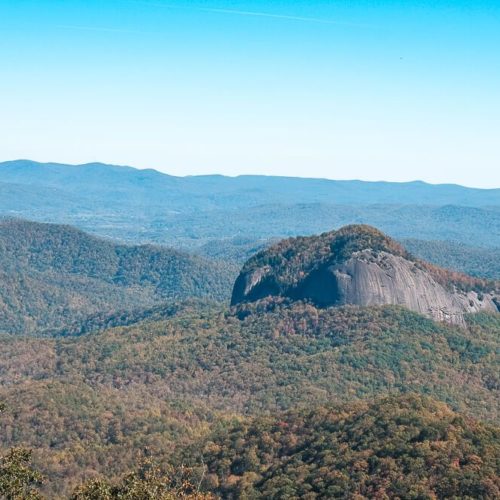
231, 225, 499, 324
0, 219, 237, 335
196, 236, 500, 280
1, 160, 499, 208
1, 160, 499, 496
1, 161, 499, 251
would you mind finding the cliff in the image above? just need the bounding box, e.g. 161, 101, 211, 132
231, 225, 499, 324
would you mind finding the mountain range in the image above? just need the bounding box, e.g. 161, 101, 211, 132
2, 159, 499, 208
0, 219, 498, 337
1, 160, 499, 250
1, 298, 499, 496
0, 161, 499, 498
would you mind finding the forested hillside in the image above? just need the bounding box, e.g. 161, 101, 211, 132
1, 301, 498, 495
3, 219, 498, 337
0, 165, 498, 497
231, 225, 499, 326
0, 219, 237, 335
201, 394, 500, 498
403, 239, 500, 279
197, 236, 500, 283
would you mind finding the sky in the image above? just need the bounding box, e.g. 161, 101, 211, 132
1, 0, 499, 188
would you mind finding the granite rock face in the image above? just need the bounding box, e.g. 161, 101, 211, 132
231, 226, 499, 324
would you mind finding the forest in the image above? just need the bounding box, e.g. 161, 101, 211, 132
0, 219, 237, 335
1, 299, 499, 497
0, 217, 498, 498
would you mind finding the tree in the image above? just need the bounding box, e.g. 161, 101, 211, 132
71, 458, 214, 500
0, 448, 44, 500
1, 402, 44, 499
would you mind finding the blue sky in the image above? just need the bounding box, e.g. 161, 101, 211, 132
1, 1, 499, 187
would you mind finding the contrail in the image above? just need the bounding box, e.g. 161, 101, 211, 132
194, 7, 369, 27
56, 2, 376, 36
131, 1, 375, 28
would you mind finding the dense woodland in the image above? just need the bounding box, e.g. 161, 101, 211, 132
0, 219, 237, 335
402, 239, 500, 280
1, 386, 499, 498
200, 394, 500, 498
0, 210, 499, 497
0, 300, 499, 496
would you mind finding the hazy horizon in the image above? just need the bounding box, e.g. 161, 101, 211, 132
4, 157, 500, 190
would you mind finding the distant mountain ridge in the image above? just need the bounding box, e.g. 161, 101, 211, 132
231, 225, 499, 323
1, 160, 499, 251
1, 159, 499, 208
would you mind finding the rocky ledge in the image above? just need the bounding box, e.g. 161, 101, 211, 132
231, 225, 499, 324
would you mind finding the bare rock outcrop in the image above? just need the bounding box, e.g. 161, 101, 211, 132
231, 225, 499, 324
